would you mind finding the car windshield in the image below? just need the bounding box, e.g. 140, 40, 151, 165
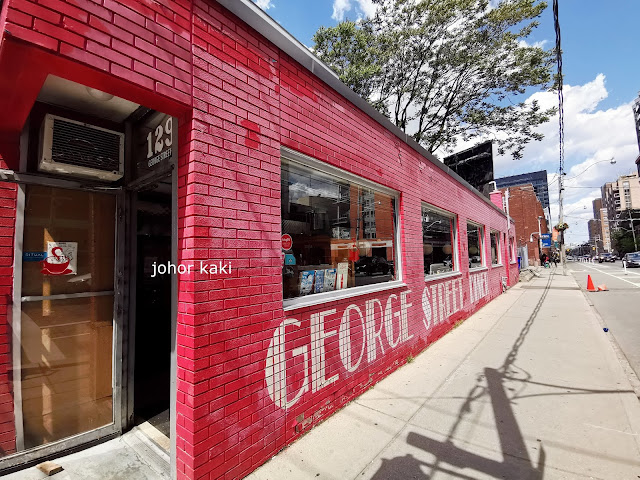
629, 253, 640, 260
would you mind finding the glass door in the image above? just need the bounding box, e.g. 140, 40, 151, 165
20, 185, 116, 449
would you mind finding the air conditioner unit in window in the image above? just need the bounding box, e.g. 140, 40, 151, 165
39, 114, 125, 181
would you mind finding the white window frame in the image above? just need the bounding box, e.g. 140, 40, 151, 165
281, 147, 404, 311
422, 203, 460, 282
490, 229, 502, 266
509, 236, 517, 264
467, 221, 485, 270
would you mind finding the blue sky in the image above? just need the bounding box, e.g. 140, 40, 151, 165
254, 0, 640, 244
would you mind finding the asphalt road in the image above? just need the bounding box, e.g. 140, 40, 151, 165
567, 259, 640, 379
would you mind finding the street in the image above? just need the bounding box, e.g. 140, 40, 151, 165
567, 260, 640, 379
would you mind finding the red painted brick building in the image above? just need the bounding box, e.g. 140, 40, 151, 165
500, 185, 549, 266
0, 1, 518, 478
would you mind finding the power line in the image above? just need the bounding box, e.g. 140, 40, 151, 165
553, 0, 567, 271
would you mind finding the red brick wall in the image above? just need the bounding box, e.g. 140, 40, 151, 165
4, 0, 193, 105
501, 185, 548, 265
1, 1, 518, 478
0, 160, 16, 455
178, 4, 517, 478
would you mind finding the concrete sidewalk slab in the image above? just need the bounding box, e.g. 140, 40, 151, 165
247, 270, 640, 480
3, 426, 170, 480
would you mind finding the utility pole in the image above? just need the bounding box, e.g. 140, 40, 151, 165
553, 0, 567, 275
629, 209, 638, 251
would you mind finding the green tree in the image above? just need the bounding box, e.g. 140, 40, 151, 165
611, 229, 636, 255
313, 0, 556, 159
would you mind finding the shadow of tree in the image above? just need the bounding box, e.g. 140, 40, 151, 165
369, 271, 556, 479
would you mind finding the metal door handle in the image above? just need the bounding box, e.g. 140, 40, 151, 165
21, 291, 115, 302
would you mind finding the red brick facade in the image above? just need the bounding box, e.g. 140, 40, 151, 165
0, 1, 518, 478
500, 185, 549, 265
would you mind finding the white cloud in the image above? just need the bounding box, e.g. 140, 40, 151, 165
254, 0, 274, 11
356, 0, 377, 19
332, 0, 351, 21
436, 74, 639, 245
332, 0, 377, 21
511, 75, 637, 243
517, 39, 549, 49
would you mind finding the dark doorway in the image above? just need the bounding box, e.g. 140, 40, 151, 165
133, 187, 172, 437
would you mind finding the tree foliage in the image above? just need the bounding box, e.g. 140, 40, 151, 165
611, 229, 637, 255
313, 0, 556, 159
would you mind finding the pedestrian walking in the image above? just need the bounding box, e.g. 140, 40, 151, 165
540, 253, 548, 268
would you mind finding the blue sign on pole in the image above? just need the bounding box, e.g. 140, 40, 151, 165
541, 233, 552, 248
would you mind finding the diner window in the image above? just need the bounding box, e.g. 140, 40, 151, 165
490, 230, 501, 265
281, 158, 398, 301
510, 236, 517, 262
467, 222, 484, 269
422, 204, 458, 276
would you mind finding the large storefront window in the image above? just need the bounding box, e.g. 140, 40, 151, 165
467, 222, 484, 269
281, 158, 397, 301
423, 204, 457, 276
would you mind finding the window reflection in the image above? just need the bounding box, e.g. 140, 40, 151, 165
423, 206, 457, 276
281, 160, 397, 300
467, 223, 484, 269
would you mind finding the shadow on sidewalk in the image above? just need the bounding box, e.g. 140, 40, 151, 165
368, 270, 611, 479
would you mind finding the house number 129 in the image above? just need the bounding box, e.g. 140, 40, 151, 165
146, 117, 173, 159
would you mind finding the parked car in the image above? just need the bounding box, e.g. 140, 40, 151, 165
622, 252, 640, 267
598, 253, 615, 263
354, 256, 392, 276
469, 255, 482, 267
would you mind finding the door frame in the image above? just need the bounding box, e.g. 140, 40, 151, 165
122, 163, 175, 426
0, 122, 178, 480
121, 161, 178, 479
1, 181, 124, 473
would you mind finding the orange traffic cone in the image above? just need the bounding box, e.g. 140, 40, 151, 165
586, 275, 597, 292
597, 284, 608, 291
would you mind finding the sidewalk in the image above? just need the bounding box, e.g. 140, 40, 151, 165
247, 270, 640, 480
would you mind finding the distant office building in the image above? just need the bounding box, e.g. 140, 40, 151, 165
443, 141, 494, 197
588, 218, 603, 254
601, 208, 611, 251
602, 172, 640, 245
592, 198, 602, 219
591, 198, 610, 252
495, 170, 550, 216
602, 173, 640, 216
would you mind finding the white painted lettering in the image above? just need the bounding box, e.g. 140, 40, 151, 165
310, 309, 338, 392
265, 318, 309, 409
384, 294, 401, 348
339, 305, 366, 372
400, 290, 413, 342
421, 287, 432, 331
365, 299, 385, 363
